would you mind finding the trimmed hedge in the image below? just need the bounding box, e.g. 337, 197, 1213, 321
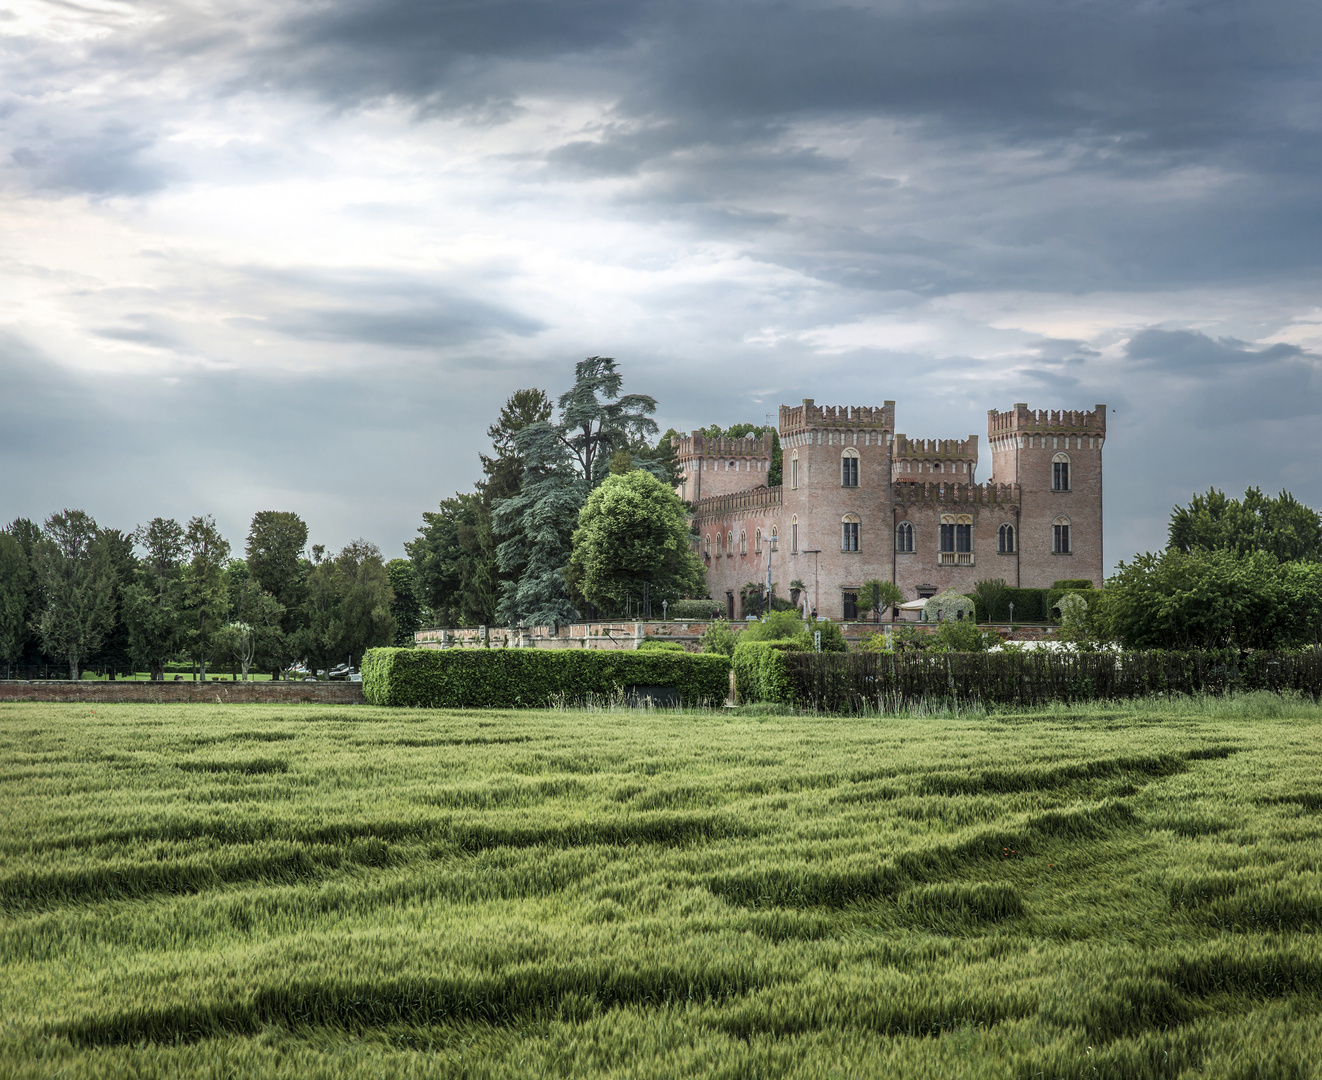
362, 647, 731, 708
732, 640, 803, 703
669, 599, 724, 619
781, 648, 1322, 712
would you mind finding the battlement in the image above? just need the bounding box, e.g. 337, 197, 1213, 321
893, 434, 979, 460
690, 485, 784, 518
671, 431, 774, 461
779, 399, 895, 437
987, 403, 1107, 435
892, 481, 1020, 507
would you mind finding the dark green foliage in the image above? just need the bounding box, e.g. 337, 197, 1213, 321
245, 512, 309, 638
409, 491, 495, 627
699, 619, 737, 657
300, 541, 396, 673
362, 647, 731, 708
385, 559, 424, 645
1170, 486, 1322, 562
970, 584, 1054, 623
782, 648, 1322, 712
0, 530, 32, 666
32, 509, 118, 680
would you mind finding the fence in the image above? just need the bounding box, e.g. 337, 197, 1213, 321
780, 648, 1322, 712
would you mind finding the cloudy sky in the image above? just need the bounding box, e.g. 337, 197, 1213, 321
4, 0, 1321, 567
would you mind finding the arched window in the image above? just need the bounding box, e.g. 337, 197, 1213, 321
791, 450, 799, 489
956, 514, 972, 554
715, 532, 723, 556
896, 521, 914, 553
755, 528, 763, 554
998, 523, 1016, 554
940, 514, 956, 553
739, 529, 747, 555
841, 513, 860, 552
1052, 453, 1071, 491
704, 533, 711, 557
1053, 516, 1071, 554
841, 448, 859, 487
791, 515, 799, 554
726, 531, 734, 556
770, 526, 778, 551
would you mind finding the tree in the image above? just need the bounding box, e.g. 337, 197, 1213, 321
124, 517, 185, 681
972, 578, 1010, 623
178, 515, 231, 680
246, 511, 308, 632
858, 579, 904, 623
1169, 487, 1322, 562
565, 470, 705, 614
386, 558, 424, 645
215, 582, 285, 680
0, 531, 31, 674
300, 541, 396, 675
32, 510, 117, 680
494, 357, 658, 626
1103, 548, 1291, 650
86, 528, 137, 677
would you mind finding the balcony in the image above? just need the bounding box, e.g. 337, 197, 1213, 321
938, 552, 975, 566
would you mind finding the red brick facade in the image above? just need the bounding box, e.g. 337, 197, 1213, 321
681, 400, 1106, 619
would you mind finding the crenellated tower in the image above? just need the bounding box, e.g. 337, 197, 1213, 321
671, 431, 774, 503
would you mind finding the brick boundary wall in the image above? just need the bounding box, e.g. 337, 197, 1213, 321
0, 681, 367, 705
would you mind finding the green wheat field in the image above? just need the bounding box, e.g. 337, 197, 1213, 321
3, 697, 1322, 1079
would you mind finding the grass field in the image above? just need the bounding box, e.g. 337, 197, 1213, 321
3, 696, 1322, 1079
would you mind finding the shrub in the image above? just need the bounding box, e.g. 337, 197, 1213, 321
732, 639, 802, 703
924, 591, 975, 624
669, 598, 723, 620
362, 647, 731, 708
930, 618, 992, 653
699, 620, 737, 657
741, 609, 811, 646
809, 618, 849, 652
637, 639, 685, 652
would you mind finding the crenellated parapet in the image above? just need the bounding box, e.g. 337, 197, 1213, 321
779, 398, 895, 442
892, 481, 1020, 508
690, 485, 784, 519
671, 431, 774, 460
988, 403, 1106, 436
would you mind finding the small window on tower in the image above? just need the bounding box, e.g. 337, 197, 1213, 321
1053, 516, 1071, 554
998, 523, 1015, 554
841, 514, 860, 552
1053, 453, 1071, 491
841, 448, 859, 487
896, 521, 914, 553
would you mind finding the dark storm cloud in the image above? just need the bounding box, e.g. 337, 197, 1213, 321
1126, 328, 1306, 370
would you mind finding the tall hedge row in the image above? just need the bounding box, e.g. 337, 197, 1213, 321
780, 648, 1322, 712
362, 647, 731, 708
731, 640, 801, 703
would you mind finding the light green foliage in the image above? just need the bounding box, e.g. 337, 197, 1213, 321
32, 509, 117, 680
699, 619, 737, 657
860, 623, 930, 652
810, 618, 849, 652
1054, 592, 1093, 643
731, 639, 801, 701
0, 530, 31, 664
924, 590, 975, 624
929, 616, 992, 653
1105, 548, 1322, 649
5, 700, 1322, 1078
566, 470, 705, 613
858, 579, 904, 621
635, 639, 685, 652
668, 598, 722, 620
740, 608, 811, 646
1170, 486, 1322, 562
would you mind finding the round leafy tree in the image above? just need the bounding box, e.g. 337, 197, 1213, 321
566, 470, 705, 614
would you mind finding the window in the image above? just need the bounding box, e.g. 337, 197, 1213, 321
1053, 516, 1071, 554
704, 533, 711, 557
791, 516, 799, 554
770, 526, 778, 551
755, 528, 762, 554
998, 523, 1015, 554
940, 514, 955, 553
956, 514, 972, 554
842, 591, 858, 620
715, 532, 723, 556
739, 529, 747, 555
726, 531, 734, 556
1053, 453, 1070, 491
791, 451, 799, 489
842, 514, 860, 552
896, 521, 914, 552
841, 448, 859, 487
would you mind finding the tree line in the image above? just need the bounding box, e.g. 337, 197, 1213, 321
0, 510, 416, 680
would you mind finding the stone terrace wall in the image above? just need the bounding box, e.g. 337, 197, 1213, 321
0, 681, 366, 704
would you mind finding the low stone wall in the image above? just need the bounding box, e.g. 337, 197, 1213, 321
0, 681, 366, 705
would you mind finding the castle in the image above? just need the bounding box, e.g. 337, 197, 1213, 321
676, 400, 1106, 619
